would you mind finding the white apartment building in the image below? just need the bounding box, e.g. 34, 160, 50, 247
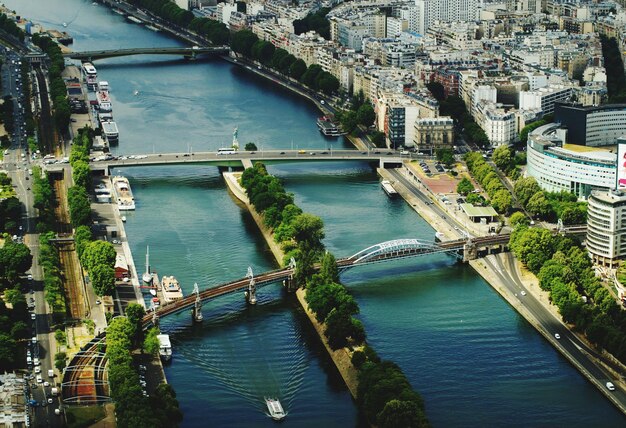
475, 101, 517, 146
587, 189, 626, 267
386, 17, 408, 38
471, 85, 497, 116
416, 0, 479, 32
519, 85, 573, 116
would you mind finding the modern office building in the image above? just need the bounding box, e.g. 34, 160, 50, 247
554, 103, 626, 147
586, 189, 626, 267
526, 123, 617, 198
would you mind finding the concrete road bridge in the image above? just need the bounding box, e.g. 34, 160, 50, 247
63, 46, 229, 61
141, 235, 512, 329
88, 149, 404, 175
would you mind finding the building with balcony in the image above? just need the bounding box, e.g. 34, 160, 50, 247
413, 117, 454, 154
586, 189, 626, 267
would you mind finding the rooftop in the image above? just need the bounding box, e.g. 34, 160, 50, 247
460, 203, 498, 218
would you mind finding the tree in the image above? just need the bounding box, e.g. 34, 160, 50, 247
509, 211, 530, 227
0, 241, 32, 281
319, 251, 339, 283
72, 160, 92, 190
436, 148, 455, 168
4, 288, 24, 306
67, 185, 91, 227
11, 321, 30, 340
90, 264, 115, 296
244, 142, 257, 151
492, 145, 513, 172
456, 178, 474, 196
377, 399, 427, 428
356, 104, 375, 127
491, 189, 512, 214
74, 225, 92, 260
527, 191, 554, 219
144, 328, 160, 355
289, 59, 307, 80
81, 240, 116, 272
426, 82, 445, 101
514, 177, 541, 206
126, 303, 146, 346
231, 30, 258, 57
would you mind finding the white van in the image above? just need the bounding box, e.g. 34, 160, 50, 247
26, 356, 32, 365
48, 369, 54, 378
36, 375, 42, 383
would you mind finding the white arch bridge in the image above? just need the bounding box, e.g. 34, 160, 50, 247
142, 234, 509, 328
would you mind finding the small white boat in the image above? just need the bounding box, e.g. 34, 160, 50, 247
121, 215, 127, 222
62, 22, 67, 28
133, 90, 139, 96
265, 398, 286, 421
149, 288, 157, 297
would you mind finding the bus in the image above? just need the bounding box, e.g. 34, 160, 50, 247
217, 148, 237, 155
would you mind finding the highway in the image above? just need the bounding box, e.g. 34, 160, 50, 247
484, 254, 626, 414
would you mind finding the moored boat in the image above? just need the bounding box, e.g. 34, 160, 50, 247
317, 116, 345, 137
265, 398, 286, 421
381, 180, 398, 198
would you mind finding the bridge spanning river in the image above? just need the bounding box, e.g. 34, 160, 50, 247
63, 46, 229, 61
85, 149, 403, 175
141, 235, 512, 328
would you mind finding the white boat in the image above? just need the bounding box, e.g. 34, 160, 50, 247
98, 81, 109, 92
96, 90, 112, 112
121, 215, 126, 222
112, 176, 135, 211
101, 121, 119, 144
146, 25, 160, 32
157, 334, 172, 361
160, 276, 184, 303
142, 246, 152, 284
81, 62, 97, 90
381, 180, 398, 198
127, 16, 143, 24
133, 90, 139, 96
149, 289, 157, 297
265, 398, 286, 421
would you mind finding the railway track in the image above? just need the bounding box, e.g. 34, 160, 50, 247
58, 243, 86, 319
34, 67, 56, 154
62, 335, 108, 404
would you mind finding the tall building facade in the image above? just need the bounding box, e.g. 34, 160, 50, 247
416, 0, 479, 33
587, 189, 626, 267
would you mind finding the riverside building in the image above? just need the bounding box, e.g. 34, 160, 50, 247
586, 189, 626, 267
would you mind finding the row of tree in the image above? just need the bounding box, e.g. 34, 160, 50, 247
305, 252, 366, 349
77, 230, 117, 297
240, 163, 427, 426
600, 35, 626, 103
0, 287, 30, 370
0, 238, 32, 284
0, 13, 25, 42
0, 171, 18, 235
231, 30, 340, 95
335, 90, 376, 136
39, 232, 66, 318
106, 315, 183, 427
32, 34, 71, 134
0, 95, 15, 135
128, 0, 194, 30
491, 145, 526, 180
356, 352, 430, 428
513, 177, 587, 224
464, 152, 512, 214
31, 166, 56, 232
510, 227, 626, 363
68, 129, 93, 227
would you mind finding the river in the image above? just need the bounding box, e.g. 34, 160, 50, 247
5, 0, 625, 426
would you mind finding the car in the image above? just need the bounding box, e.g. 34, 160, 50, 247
43, 381, 50, 387
26, 187, 30, 190
361, 151, 367, 154
280, 151, 285, 155
47, 398, 53, 404
183, 153, 190, 157
386, 152, 393, 155
521, 291, 527, 296
27, 274, 33, 281
309, 152, 315, 155
374, 151, 381, 154
321, 151, 328, 154
298, 150, 306, 154
95, 300, 101, 305
606, 381, 616, 391
554, 333, 561, 340
31, 313, 36, 320
34, 367, 41, 374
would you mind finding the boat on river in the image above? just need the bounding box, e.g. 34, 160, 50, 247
317, 116, 345, 137
381, 180, 398, 198
265, 398, 286, 421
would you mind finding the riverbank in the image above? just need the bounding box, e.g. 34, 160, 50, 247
223, 170, 360, 399
384, 162, 626, 417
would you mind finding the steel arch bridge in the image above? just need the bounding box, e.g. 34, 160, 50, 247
343, 238, 463, 268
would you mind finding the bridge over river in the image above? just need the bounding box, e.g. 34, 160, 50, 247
87, 149, 403, 175
141, 235, 512, 328
63, 46, 229, 61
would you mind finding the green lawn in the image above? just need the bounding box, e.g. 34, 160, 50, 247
66, 405, 106, 428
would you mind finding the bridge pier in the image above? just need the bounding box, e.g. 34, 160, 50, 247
191, 282, 203, 323
245, 267, 257, 305
463, 241, 477, 262
283, 257, 298, 292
